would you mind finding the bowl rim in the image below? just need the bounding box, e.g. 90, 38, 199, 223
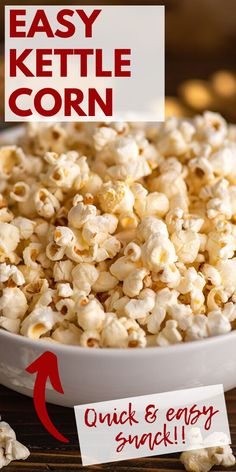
1, 126, 236, 356
0, 328, 236, 357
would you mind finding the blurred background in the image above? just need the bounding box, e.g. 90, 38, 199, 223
1, 0, 236, 123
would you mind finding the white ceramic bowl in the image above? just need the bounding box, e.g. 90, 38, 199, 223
0, 126, 236, 407
0, 329, 236, 407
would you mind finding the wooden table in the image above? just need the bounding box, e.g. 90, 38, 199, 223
0, 385, 235, 471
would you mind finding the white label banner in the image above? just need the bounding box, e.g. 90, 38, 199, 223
5, 5, 164, 121
74, 385, 230, 466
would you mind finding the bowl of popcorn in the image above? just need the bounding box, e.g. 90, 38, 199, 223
0, 113, 236, 407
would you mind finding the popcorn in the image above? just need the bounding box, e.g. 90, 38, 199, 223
114, 136, 139, 162
189, 157, 214, 182
166, 209, 204, 234
201, 264, 221, 287
158, 263, 181, 288
81, 172, 102, 196
100, 317, 128, 348
147, 305, 166, 334
0, 208, 13, 224
57, 283, 73, 298
154, 287, 179, 307
82, 214, 118, 245
0, 317, 21, 334
0, 114, 236, 348
180, 443, 235, 472
208, 147, 234, 177
92, 271, 118, 293
209, 444, 236, 468
207, 197, 232, 220
215, 258, 236, 289
0, 422, 16, 442
146, 289, 179, 335
223, 302, 236, 322
138, 216, 169, 241
124, 242, 142, 261
53, 260, 74, 282
19, 264, 44, 284
115, 229, 136, 247
47, 161, 81, 190
76, 297, 105, 331
156, 320, 182, 346
150, 170, 187, 200
159, 156, 183, 175
132, 183, 169, 218
207, 287, 229, 311
31, 282, 54, 308
80, 329, 100, 348
171, 230, 200, 264
194, 111, 227, 147
185, 314, 209, 341
177, 268, 206, 313
0, 421, 30, 469
180, 448, 215, 472
169, 192, 189, 212
119, 212, 139, 230
166, 208, 185, 234
34, 219, 50, 240
158, 128, 189, 157
0, 222, 20, 256
72, 263, 98, 294
207, 311, 232, 336
68, 202, 97, 229
65, 242, 96, 264
46, 242, 65, 261
168, 303, 193, 330
101, 135, 153, 181
93, 126, 117, 151
12, 217, 35, 239
0, 287, 28, 321
0, 146, 25, 178
56, 298, 75, 320
113, 295, 130, 316
127, 327, 147, 348
20, 306, 63, 339
141, 234, 177, 272
34, 188, 60, 218
10, 182, 30, 202
23, 242, 43, 268
123, 268, 148, 297
110, 256, 138, 281
98, 181, 134, 214
0, 263, 25, 286
24, 122, 67, 156
53, 226, 75, 248
117, 317, 147, 347
125, 288, 155, 319
52, 322, 82, 345
142, 192, 170, 218
96, 236, 121, 261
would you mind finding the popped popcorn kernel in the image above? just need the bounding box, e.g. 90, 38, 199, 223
180, 442, 235, 472
0, 421, 30, 469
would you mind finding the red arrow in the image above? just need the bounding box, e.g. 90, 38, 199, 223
26, 351, 69, 443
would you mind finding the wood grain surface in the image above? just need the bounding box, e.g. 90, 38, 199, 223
0, 384, 235, 472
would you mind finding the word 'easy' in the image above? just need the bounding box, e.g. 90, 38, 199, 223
10, 9, 101, 38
